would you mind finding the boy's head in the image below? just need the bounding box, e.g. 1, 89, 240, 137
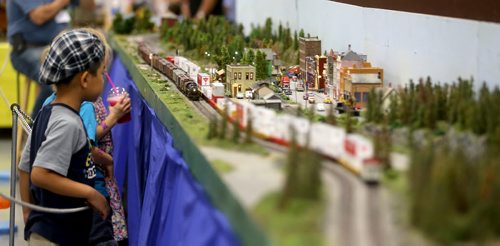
39, 28, 109, 102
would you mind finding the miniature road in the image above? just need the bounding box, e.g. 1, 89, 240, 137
323, 160, 398, 246
289, 80, 332, 116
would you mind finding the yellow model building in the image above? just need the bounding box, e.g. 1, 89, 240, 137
226, 64, 256, 98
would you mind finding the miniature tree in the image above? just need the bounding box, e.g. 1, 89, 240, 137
206, 116, 218, 140
112, 13, 135, 34
423, 80, 438, 129
296, 104, 304, 117
376, 90, 384, 123
214, 46, 232, 71
278, 23, 283, 42
255, 51, 268, 80
306, 106, 315, 122
475, 82, 490, 135
434, 82, 448, 122
387, 93, 399, 127
282, 26, 292, 51
299, 29, 305, 38
264, 17, 273, 40
399, 81, 416, 126
304, 147, 322, 200
297, 129, 322, 200
293, 30, 299, 50
279, 126, 300, 209
245, 112, 254, 144
135, 8, 154, 33
326, 103, 337, 125
266, 39, 274, 49
232, 120, 240, 143
240, 51, 250, 65
374, 123, 392, 170
366, 88, 376, 123
365, 89, 384, 124
247, 49, 255, 65
229, 35, 245, 63
219, 105, 230, 139
345, 107, 354, 133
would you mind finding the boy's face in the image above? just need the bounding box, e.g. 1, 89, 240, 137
82, 60, 107, 102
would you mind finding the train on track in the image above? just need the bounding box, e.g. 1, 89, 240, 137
137, 42, 202, 100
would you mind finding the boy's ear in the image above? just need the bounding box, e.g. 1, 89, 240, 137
80, 71, 89, 88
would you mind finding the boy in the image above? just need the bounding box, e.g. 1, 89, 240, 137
42, 28, 131, 245
18, 29, 110, 245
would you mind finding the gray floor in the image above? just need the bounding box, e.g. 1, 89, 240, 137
0, 129, 27, 246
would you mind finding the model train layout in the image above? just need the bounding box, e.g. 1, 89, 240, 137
136, 41, 382, 183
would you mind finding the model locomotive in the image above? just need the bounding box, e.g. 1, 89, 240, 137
137, 42, 201, 100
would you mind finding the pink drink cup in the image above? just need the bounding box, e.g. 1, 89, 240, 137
107, 87, 131, 123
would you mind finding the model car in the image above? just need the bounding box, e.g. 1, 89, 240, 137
316, 103, 325, 111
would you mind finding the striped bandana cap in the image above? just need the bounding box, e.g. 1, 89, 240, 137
39, 29, 105, 85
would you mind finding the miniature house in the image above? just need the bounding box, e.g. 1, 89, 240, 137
333, 47, 384, 106
348, 62, 384, 108
226, 64, 256, 98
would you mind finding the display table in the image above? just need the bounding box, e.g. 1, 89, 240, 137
108, 35, 267, 246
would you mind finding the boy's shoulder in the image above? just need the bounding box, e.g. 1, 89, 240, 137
40, 104, 86, 135
49, 104, 83, 124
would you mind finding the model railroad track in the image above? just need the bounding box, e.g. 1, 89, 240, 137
191, 100, 218, 120
324, 159, 390, 246
367, 185, 385, 246
323, 162, 356, 245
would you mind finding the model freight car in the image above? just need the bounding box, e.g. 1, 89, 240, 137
137, 42, 201, 101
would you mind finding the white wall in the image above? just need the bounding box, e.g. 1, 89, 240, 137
236, 0, 500, 89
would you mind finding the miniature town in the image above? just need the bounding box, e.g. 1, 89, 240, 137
107, 10, 500, 245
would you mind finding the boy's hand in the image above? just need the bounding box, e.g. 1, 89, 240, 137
109, 95, 131, 120
86, 189, 109, 220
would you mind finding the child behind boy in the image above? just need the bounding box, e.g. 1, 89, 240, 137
18, 29, 110, 245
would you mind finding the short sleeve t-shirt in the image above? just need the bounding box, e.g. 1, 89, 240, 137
18, 103, 96, 245
42, 94, 109, 197
43, 93, 97, 142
